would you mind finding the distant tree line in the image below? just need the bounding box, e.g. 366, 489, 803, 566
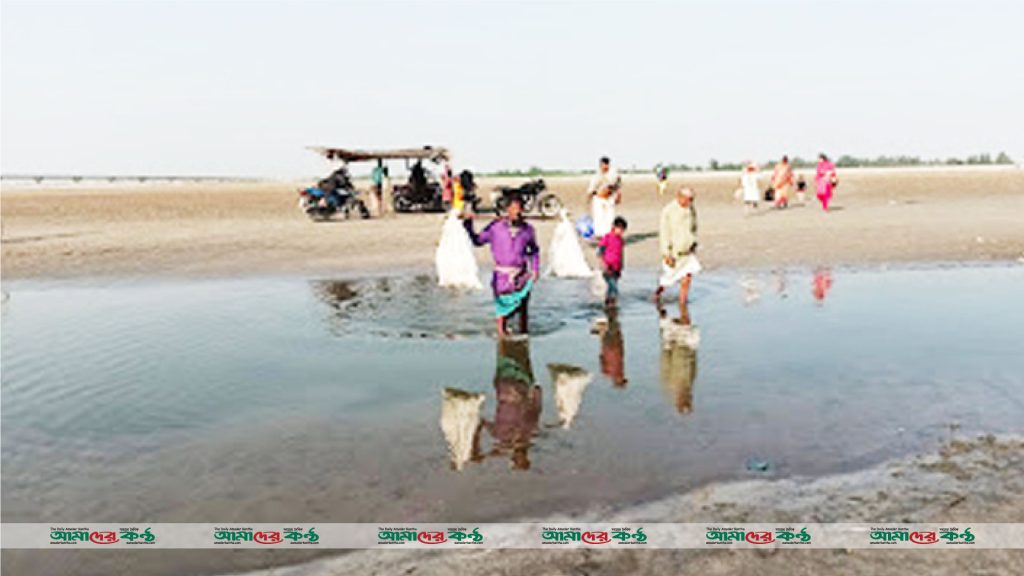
482, 152, 1014, 177
687, 152, 1015, 172
488, 166, 587, 177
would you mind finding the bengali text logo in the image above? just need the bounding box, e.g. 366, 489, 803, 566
283, 527, 319, 544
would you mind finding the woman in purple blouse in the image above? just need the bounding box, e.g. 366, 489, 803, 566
463, 196, 540, 337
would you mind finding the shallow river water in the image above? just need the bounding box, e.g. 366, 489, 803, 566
2, 264, 1023, 575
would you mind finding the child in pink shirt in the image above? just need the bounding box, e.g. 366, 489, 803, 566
598, 217, 628, 308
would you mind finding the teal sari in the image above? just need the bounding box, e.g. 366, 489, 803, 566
494, 279, 534, 318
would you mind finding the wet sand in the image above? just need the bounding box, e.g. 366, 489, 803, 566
236, 435, 1024, 576
3, 167, 1023, 280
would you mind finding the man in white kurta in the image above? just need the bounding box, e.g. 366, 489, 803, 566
587, 156, 621, 238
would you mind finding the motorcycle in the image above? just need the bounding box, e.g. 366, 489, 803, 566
392, 168, 481, 213
299, 167, 370, 221
492, 178, 562, 218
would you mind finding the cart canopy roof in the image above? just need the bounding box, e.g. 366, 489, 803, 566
309, 146, 449, 163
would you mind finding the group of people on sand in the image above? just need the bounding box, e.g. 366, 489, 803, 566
741, 153, 839, 213
462, 155, 702, 338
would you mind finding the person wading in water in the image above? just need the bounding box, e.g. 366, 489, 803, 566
463, 195, 540, 337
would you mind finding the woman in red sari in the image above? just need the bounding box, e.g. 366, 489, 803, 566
815, 153, 838, 212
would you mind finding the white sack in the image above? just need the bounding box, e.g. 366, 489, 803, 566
436, 211, 483, 289
546, 210, 594, 278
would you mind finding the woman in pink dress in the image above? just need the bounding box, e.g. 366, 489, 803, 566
815, 153, 838, 212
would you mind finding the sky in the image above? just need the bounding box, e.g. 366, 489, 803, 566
1, 0, 1022, 177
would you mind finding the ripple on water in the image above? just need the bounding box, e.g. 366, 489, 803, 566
309, 275, 607, 339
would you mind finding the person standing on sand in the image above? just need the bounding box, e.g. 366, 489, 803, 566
370, 163, 385, 216
771, 155, 795, 209
816, 153, 838, 212
587, 156, 622, 238
741, 162, 760, 214
655, 186, 701, 307
795, 173, 807, 205
463, 195, 540, 337
440, 159, 455, 211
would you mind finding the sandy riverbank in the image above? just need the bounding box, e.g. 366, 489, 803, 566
231, 435, 1024, 576
3, 168, 1023, 280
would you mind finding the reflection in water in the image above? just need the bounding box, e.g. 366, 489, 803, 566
774, 270, 788, 299
485, 337, 542, 470
813, 268, 834, 303
597, 308, 627, 387
659, 304, 700, 415
312, 276, 566, 339
548, 363, 592, 429
440, 388, 485, 470
440, 338, 544, 472
739, 274, 763, 305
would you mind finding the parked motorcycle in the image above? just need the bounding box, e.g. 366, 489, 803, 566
492, 178, 562, 218
299, 167, 370, 221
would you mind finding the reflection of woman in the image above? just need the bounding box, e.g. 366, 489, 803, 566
599, 309, 627, 387
483, 338, 542, 470
659, 304, 698, 414
812, 268, 833, 303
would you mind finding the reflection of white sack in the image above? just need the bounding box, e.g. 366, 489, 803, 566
740, 274, 762, 305
548, 363, 592, 429
660, 318, 701, 349
591, 195, 616, 238
440, 388, 485, 471
547, 210, 593, 278
658, 255, 701, 287
436, 211, 483, 289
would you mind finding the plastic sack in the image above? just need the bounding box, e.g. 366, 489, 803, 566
440, 388, 484, 471
547, 211, 594, 278
436, 211, 483, 289
547, 363, 592, 429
